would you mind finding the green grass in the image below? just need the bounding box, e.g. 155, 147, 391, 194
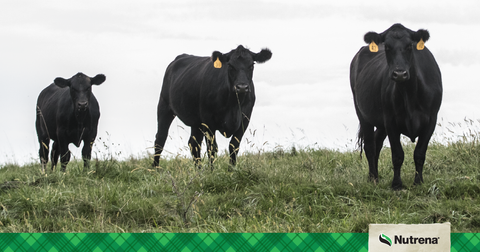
1, 133, 480, 233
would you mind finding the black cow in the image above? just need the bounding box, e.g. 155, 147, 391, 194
153, 45, 272, 168
350, 24, 442, 189
36, 72, 106, 172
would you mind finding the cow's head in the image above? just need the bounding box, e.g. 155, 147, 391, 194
54, 72, 106, 117
211, 45, 272, 94
364, 23, 429, 83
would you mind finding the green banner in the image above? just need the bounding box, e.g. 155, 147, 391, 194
0, 233, 477, 251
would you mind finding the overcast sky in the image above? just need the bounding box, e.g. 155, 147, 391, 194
1, 0, 480, 165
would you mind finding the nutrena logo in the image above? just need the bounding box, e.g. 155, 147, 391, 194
379, 234, 440, 246
393, 235, 439, 245
369, 223, 450, 252
379, 234, 392, 246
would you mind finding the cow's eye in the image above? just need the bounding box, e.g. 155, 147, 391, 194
406, 44, 413, 50
249, 64, 254, 70
228, 64, 236, 71
384, 45, 390, 51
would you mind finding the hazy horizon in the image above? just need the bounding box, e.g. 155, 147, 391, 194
1, 0, 479, 165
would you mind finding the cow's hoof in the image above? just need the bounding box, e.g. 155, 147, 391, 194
391, 182, 403, 191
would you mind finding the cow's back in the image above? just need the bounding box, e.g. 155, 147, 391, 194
36, 84, 69, 140
411, 47, 443, 111
161, 54, 219, 127
37, 84, 66, 108
350, 46, 388, 126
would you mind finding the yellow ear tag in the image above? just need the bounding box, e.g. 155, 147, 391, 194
417, 38, 425, 50
213, 58, 222, 68
369, 41, 379, 52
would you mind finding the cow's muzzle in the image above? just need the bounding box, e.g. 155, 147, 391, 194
77, 101, 89, 111
391, 70, 409, 83
235, 84, 249, 94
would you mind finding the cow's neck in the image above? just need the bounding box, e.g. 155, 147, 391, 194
212, 87, 246, 134
74, 111, 88, 125
402, 61, 428, 109
393, 66, 428, 139
229, 91, 247, 107
73, 111, 88, 144
225, 90, 245, 116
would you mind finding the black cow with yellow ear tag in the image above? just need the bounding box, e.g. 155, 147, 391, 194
153, 45, 272, 169
350, 23, 442, 190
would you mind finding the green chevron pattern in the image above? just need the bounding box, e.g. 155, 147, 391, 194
0, 233, 477, 251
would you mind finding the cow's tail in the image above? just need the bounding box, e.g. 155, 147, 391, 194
356, 124, 364, 158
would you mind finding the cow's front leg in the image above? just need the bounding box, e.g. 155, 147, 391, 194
82, 139, 94, 171
414, 119, 436, 185
229, 111, 252, 167
58, 141, 71, 172
229, 130, 246, 167
51, 141, 59, 171
387, 131, 404, 190
204, 129, 218, 170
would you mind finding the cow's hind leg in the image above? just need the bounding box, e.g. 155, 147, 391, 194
153, 97, 175, 167
189, 127, 204, 168
359, 122, 378, 183
38, 138, 50, 173
373, 127, 387, 173
51, 141, 59, 171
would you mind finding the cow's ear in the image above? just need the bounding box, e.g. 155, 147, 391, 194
91, 74, 106, 85
54, 77, 70, 88
211, 51, 228, 68
364, 31, 382, 45
412, 29, 429, 50
212, 50, 228, 63
364, 31, 383, 53
412, 29, 430, 43
253, 48, 272, 63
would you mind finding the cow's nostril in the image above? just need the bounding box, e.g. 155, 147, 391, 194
392, 70, 408, 82
78, 101, 88, 110
235, 84, 249, 93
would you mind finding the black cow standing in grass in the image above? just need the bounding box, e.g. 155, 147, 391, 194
153, 45, 272, 168
36, 72, 106, 172
350, 24, 442, 189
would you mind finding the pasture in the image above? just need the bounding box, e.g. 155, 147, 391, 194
1, 123, 480, 233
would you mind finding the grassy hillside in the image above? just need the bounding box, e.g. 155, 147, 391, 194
1, 132, 480, 233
